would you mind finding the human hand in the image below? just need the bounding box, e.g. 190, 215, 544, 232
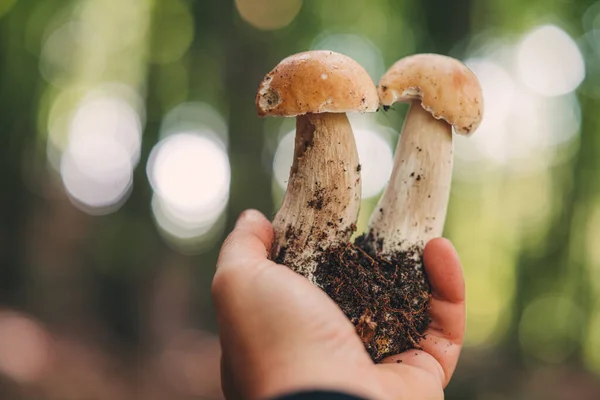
212, 210, 466, 400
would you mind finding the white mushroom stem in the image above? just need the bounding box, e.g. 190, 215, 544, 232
271, 112, 361, 282
366, 101, 453, 257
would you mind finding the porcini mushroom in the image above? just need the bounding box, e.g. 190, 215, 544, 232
257, 50, 378, 281
365, 54, 483, 283
333, 54, 483, 361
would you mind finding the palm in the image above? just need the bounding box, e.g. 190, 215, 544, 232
213, 210, 465, 400
274, 262, 463, 400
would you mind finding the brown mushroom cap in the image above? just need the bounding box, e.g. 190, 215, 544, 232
378, 54, 483, 135
256, 50, 379, 117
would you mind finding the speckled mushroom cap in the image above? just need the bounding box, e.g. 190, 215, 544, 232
256, 50, 379, 117
378, 54, 483, 135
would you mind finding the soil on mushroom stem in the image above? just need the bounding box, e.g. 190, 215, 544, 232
314, 234, 431, 362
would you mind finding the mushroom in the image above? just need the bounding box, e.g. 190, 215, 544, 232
364, 54, 483, 268
256, 50, 378, 281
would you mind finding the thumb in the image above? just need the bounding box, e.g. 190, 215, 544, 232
216, 209, 274, 275
212, 209, 277, 340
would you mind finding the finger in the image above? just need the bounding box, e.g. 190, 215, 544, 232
216, 209, 274, 274
426, 298, 465, 343
379, 238, 466, 387
422, 238, 466, 343
422, 237, 465, 385
379, 332, 462, 389
234, 209, 274, 249
377, 351, 445, 399
213, 211, 276, 399
423, 238, 465, 303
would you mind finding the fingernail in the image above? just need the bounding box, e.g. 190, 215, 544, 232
235, 209, 262, 228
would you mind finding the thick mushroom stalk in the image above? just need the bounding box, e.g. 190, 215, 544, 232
255, 50, 378, 282
364, 54, 483, 259
366, 101, 452, 256
271, 113, 361, 281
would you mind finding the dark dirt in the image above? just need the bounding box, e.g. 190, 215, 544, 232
314, 233, 431, 362
273, 225, 300, 265
273, 221, 431, 362
307, 187, 326, 210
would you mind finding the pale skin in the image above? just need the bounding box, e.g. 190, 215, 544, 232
212, 209, 466, 400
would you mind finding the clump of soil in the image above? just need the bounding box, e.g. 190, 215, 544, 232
270, 178, 431, 361
314, 234, 431, 362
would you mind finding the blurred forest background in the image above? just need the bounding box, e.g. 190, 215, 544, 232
0, 0, 599, 398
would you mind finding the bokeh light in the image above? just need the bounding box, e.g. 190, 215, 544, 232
350, 117, 394, 199
40, 22, 105, 87
149, 0, 194, 64
57, 89, 143, 214
45, 82, 145, 165
69, 93, 143, 164
148, 131, 230, 249
519, 295, 582, 363
0, 311, 50, 384
506, 90, 581, 151
235, 0, 302, 30
151, 193, 226, 243
516, 25, 585, 97
583, 1, 600, 33
457, 58, 515, 167
272, 130, 295, 193
455, 41, 582, 178
160, 102, 228, 145
79, 0, 151, 53
61, 136, 133, 213
148, 133, 229, 217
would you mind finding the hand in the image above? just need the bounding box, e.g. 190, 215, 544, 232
212, 210, 465, 400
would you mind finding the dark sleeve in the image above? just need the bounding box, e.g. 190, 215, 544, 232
271, 390, 368, 400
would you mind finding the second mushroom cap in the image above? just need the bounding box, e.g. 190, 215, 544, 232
378, 53, 483, 135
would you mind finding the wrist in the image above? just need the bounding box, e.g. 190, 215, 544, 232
269, 390, 369, 400
249, 361, 382, 400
